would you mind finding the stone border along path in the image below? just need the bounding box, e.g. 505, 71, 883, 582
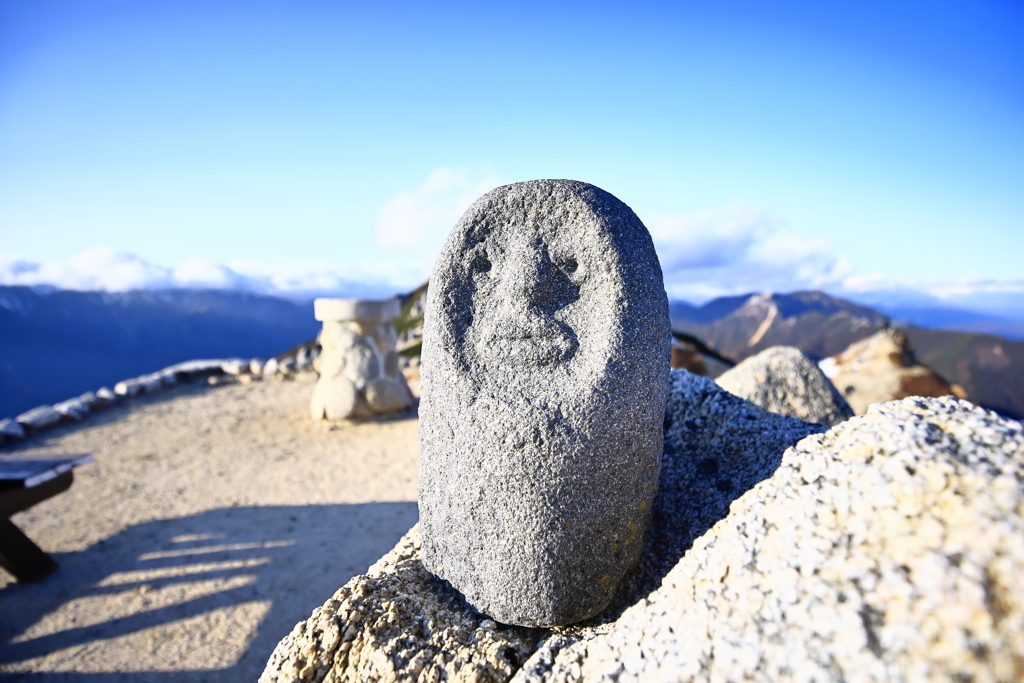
0, 347, 322, 448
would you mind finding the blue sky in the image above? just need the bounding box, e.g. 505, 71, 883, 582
1, 1, 1022, 311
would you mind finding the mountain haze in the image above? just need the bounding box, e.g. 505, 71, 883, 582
0, 286, 320, 418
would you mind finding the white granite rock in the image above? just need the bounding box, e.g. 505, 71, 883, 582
262, 370, 817, 681
221, 359, 248, 376
521, 394, 1024, 683
78, 391, 106, 410
95, 387, 116, 404
16, 405, 62, 432
716, 345, 854, 426
139, 373, 163, 393
114, 378, 142, 397
260, 526, 539, 683
53, 397, 90, 421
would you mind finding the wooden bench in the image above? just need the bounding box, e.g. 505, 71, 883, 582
0, 454, 93, 583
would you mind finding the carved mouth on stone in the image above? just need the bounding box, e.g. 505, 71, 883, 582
477, 320, 578, 367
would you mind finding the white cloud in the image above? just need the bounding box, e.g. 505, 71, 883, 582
3, 199, 1020, 321
646, 205, 855, 302
376, 167, 502, 257
172, 259, 250, 290
0, 248, 175, 291
0, 249, 413, 300
839, 274, 1024, 316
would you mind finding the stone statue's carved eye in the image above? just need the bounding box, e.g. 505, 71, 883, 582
472, 254, 492, 273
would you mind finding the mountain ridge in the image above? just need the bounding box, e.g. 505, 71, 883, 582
0, 286, 321, 418
671, 290, 1024, 419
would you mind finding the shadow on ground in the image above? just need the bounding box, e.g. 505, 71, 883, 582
0, 502, 418, 682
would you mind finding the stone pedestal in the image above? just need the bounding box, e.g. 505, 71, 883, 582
310, 298, 415, 420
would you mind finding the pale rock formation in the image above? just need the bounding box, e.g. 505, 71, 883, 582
310, 298, 414, 421
77, 391, 106, 410
525, 395, 1024, 683
53, 397, 90, 421
114, 373, 165, 396
262, 370, 819, 681
221, 358, 249, 376
259, 526, 539, 683
820, 327, 964, 414
716, 345, 854, 425
264, 373, 1024, 683
15, 405, 62, 432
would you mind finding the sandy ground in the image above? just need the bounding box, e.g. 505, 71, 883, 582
0, 374, 421, 681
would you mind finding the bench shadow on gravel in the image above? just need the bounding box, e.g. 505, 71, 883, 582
0, 502, 419, 682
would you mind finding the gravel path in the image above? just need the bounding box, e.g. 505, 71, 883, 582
0, 375, 421, 681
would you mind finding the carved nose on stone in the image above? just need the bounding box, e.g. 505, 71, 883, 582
502, 243, 556, 309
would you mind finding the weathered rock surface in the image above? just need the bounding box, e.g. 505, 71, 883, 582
77, 391, 105, 410
669, 332, 733, 379
113, 377, 143, 397
221, 358, 249, 376
53, 397, 90, 421
419, 179, 672, 627
0, 417, 26, 442
263, 370, 820, 681
820, 327, 964, 414
521, 395, 1024, 683
716, 345, 854, 426
15, 405, 62, 432
311, 299, 413, 421
259, 526, 540, 683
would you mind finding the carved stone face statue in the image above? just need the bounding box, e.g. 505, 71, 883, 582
418, 179, 670, 627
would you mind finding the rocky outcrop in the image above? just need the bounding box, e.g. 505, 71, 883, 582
671, 290, 889, 362
264, 372, 1024, 683
262, 371, 821, 681
820, 327, 965, 414
526, 395, 1024, 682
259, 527, 540, 683
716, 345, 853, 426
